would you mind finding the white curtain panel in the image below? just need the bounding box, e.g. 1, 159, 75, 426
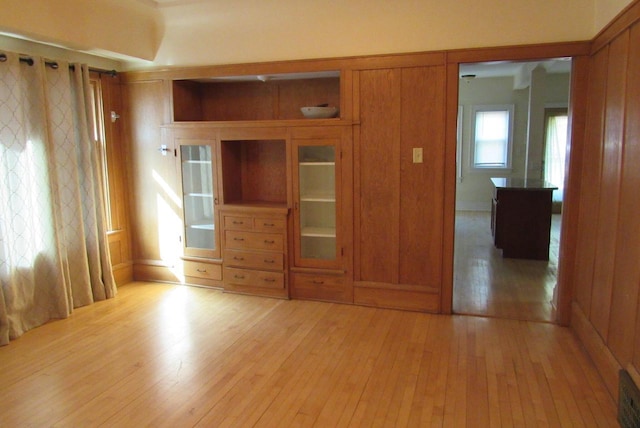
544, 115, 567, 203
0, 52, 116, 345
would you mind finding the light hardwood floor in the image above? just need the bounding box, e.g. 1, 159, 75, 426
454, 211, 561, 322
0, 281, 616, 427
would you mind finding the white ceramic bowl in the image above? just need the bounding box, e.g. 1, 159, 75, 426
300, 106, 339, 119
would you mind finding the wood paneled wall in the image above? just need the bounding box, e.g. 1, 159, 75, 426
571, 1, 640, 398
99, 73, 133, 285
121, 79, 183, 282
354, 65, 445, 312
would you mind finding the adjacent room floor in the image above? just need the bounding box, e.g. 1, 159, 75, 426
453, 211, 561, 322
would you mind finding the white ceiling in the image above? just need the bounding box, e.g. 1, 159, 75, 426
459, 58, 572, 79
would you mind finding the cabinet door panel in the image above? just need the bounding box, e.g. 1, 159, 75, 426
177, 138, 220, 259
292, 136, 342, 270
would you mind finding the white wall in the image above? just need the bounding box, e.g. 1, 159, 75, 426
456, 73, 571, 211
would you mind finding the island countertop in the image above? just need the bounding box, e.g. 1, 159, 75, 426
490, 177, 558, 190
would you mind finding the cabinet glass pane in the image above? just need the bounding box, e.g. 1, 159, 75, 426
181, 145, 215, 251
298, 145, 336, 260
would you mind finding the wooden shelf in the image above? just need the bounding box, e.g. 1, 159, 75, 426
173, 74, 341, 122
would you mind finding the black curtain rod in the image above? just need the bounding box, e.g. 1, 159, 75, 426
0, 53, 117, 77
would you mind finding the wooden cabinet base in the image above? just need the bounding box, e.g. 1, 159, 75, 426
184, 260, 222, 280
223, 283, 289, 299
354, 281, 440, 312
290, 272, 352, 304
185, 276, 224, 288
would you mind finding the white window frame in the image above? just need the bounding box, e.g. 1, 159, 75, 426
470, 104, 514, 171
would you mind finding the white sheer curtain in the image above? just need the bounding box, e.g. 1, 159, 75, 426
0, 51, 116, 346
544, 114, 568, 203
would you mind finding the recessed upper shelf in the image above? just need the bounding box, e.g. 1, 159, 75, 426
172, 71, 341, 122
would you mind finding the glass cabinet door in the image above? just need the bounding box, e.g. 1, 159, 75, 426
179, 142, 219, 258
294, 140, 340, 269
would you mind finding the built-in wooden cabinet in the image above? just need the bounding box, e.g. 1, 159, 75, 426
220, 206, 289, 298
289, 126, 353, 303
177, 139, 220, 259
163, 127, 224, 287
123, 56, 443, 309
292, 135, 340, 269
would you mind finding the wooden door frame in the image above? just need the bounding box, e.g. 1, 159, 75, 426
441, 42, 591, 326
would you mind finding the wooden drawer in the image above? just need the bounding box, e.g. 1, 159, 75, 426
224, 215, 253, 231
225, 249, 283, 271
224, 267, 285, 289
293, 272, 343, 289
184, 260, 222, 280
225, 230, 284, 251
253, 217, 286, 233
290, 272, 349, 303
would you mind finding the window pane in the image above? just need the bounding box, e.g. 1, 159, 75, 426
476, 111, 508, 140
475, 140, 507, 166
473, 108, 510, 168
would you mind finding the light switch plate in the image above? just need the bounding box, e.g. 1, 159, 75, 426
412, 148, 423, 163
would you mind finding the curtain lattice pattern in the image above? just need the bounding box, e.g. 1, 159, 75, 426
0, 52, 116, 346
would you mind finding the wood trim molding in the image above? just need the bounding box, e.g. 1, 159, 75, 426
446, 41, 591, 64
123, 42, 586, 83
440, 62, 460, 315
553, 54, 591, 326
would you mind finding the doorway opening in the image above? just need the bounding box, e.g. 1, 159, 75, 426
452, 59, 571, 323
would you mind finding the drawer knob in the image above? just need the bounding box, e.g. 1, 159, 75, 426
196, 268, 207, 273
233, 256, 244, 261
233, 221, 244, 225
264, 240, 275, 244
313, 280, 325, 285
264, 278, 276, 282
234, 237, 245, 241
234, 275, 245, 280
264, 259, 275, 264
263, 223, 275, 227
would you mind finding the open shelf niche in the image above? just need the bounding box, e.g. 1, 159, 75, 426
172, 71, 341, 122
220, 138, 288, 206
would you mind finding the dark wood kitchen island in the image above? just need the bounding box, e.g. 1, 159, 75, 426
490, 177, 558, 260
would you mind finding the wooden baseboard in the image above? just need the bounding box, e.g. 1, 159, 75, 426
571, 302, 621, 399
185, 276, 223, 289
354, 281, 440, 312
133, 263, 182, 284
223, 283, 289, 299
112, 263, 133, 286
